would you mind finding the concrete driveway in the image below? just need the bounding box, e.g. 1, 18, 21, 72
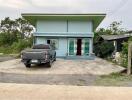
0, 58, 125, 75
0, 83, 132, 100
0, 58, 125, 85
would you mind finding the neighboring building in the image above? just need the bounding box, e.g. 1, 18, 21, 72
22, 13, 106, 58
99, 34, 131, 52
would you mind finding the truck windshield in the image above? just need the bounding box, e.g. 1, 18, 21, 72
33, 44, 50, 49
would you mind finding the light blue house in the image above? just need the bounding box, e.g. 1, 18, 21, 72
22, 13, 106, 59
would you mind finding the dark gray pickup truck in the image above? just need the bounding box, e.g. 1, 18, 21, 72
21, 44, 56, 68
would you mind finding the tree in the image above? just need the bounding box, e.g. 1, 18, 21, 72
0, 17, 34, 39
0, 17, 34, 47
0, 17, 17, 33
15, 18, 34, 39
109, 21, 125, 35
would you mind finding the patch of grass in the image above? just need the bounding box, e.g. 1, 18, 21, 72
0, 46, 13, 54
94, 73, 132, 86
0, 39, 32, 55
0, 53, 19, 60
77, 79, 86, 86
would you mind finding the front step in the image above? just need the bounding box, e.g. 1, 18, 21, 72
65, 55, 95, 60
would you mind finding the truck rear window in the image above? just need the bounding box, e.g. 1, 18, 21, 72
33, 44, 50, 49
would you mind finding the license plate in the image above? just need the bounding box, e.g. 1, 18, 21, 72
31, 60, 38, 63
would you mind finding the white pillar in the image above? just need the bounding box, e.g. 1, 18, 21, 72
89, 38, 93, 56
114, 40, 117, 53
74, 39, 77, 56
127, 43, 132, 75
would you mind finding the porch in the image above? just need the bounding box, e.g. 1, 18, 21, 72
34, 35, 94, 57
64, 55, 95, 60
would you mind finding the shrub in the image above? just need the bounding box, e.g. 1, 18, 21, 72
121, 37, 132, 67
0, 36, 33, 54
0, 46, 12, 54
94, 41, 114, 58
11, 39, 32, 53
0, 32, 18, 46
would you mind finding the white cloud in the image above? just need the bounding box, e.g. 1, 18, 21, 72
0, 0, 30, 9
0, 0, 131, 30
0, 0, 124, 13
30, 0, 123, 13
31, 0, 66, 7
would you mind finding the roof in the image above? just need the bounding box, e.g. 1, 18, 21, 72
100, 34, 131, 41
127, 30, 132, 33
21, 13, 106, 31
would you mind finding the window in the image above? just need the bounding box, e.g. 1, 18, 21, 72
83, 39, 89, 55
69, 39, 75, 55
33, 44, 50, 49
47, 40, 51, 44
47, 39, 59, 50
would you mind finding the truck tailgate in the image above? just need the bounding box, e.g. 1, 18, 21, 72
22, 49, 48, 59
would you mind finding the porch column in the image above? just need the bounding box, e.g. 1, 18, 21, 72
89, 38, 93, 56
114, 40, 117, 53
33, 36, 36, 45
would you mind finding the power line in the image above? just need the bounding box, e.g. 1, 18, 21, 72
108, 0, 129, 16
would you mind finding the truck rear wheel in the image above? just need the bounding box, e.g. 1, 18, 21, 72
25, 63, 31, 68
47, 61, 52, 67
54, 53, 56, 61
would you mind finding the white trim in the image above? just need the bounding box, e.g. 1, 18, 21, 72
35, 32, 93, 34
22, 13, 106, 17
81, 39, 85, 55
74, 39, 77, 55
34, 32, 94, 37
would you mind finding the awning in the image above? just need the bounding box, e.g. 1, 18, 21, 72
100, 34, 131, 41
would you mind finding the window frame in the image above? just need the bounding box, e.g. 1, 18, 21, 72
46, 39, 59, 50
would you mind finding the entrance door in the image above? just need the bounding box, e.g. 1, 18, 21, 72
76, 39, 82, 56
83, 39, 89, 55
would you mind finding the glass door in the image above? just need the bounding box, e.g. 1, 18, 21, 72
68, 39, 75, 55
83, 39, 89, 55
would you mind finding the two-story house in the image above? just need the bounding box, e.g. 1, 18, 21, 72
22, 13, 106, 59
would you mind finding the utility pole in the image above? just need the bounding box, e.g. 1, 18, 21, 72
127, 42, 132, 75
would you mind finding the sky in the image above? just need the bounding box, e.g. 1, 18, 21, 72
0, 0, 131, 30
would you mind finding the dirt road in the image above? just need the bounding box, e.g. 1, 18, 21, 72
0, 83, 132, 100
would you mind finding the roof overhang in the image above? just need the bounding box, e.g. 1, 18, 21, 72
21, 13, 106, 31
100, 34, 131, 41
